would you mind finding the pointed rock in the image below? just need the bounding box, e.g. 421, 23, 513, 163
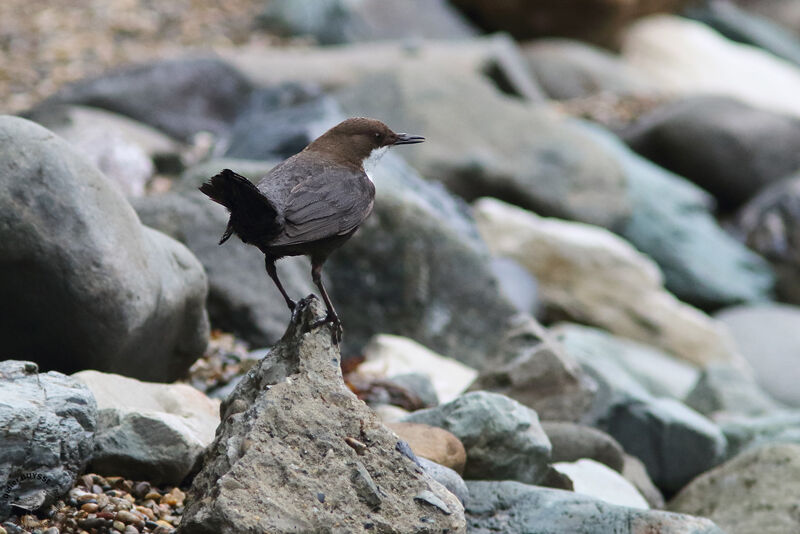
179, 296, 465, 534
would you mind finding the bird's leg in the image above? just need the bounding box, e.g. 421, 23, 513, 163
264, 257, 299, 321
309, 258, 343, 344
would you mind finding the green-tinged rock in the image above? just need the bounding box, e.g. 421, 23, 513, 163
403, 391, 552, 485
466, 481, 724, 534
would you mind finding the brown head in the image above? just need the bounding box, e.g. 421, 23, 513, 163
305, 117, 424, 165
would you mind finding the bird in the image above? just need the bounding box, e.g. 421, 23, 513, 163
199, 117, 425, 344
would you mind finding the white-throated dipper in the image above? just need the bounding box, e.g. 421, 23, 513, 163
200, 117, 425, 344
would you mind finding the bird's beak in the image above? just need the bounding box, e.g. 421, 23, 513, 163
393, 133, 425, 145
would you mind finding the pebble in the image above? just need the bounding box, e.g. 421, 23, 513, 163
116, 510, 140, 524
3, 473, 187, 534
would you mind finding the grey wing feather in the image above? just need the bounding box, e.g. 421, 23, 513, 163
272, 167, 375, 246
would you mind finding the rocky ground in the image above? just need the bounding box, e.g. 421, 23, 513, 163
6, 0, 800, 533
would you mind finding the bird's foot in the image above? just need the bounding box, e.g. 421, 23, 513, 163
311, 312, 343, 345
288, 299, 300, 323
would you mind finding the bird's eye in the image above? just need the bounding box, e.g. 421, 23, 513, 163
374, 132, 381, 139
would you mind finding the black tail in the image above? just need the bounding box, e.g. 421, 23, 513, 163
200, 169, 280, 245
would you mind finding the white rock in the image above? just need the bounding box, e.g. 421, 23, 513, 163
73, 370, 220, 445
358, 334, 478, 403
554, 459, 650, 510
473, 197, 743, 367
622, 15, 800, 119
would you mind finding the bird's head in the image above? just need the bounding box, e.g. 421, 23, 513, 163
306, 117, 425, 165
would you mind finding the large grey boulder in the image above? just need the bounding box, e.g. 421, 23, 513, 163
258, 0, 477, 44
222, 93, 340, 161
465, 481, 724, 534
179, 297, 465, 533
74, 371, 220, 486
336, 61, 629, 229
0, 116, 209, 381
41, 57, 254, 141
132, 190, 315, 348
522, 39, 654, 99
325, 151, 523, 368
621, 95, 800, 208
583, 121, 775, 310
403, 392, 552, 485
223, 34, 543, 102
670, 443, 800, 534
0, 361, 96, 521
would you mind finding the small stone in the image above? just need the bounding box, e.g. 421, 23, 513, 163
115, 511, 139, 524
414, 490, 451, 515
344, 437, 368, 455
124, 526, 139, 534
78, 518, 108, 529
19, 515, 40, 529
144, 492, 162, 501
160, 488, 185, 508
135, 507, 155, 520
133, 482, 151, 498
155, 520, 174, 528
386, 422, 467, 474
43, 528, 59, 534
80, 503, 98, 513
112, 520, 126, 532
77, 494, 97, 503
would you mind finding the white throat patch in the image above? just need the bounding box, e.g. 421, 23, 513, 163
363, 146, 389, 183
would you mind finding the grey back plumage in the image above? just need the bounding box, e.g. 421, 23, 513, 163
261, 154, 375, 247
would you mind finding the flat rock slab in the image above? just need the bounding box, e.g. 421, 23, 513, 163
466, 481, 724, 534
180, 297, 465, 534
0, 361, 96, 521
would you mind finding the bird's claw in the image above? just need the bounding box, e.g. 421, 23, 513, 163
288, 300, 301, 323
311, 313, 343, 345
